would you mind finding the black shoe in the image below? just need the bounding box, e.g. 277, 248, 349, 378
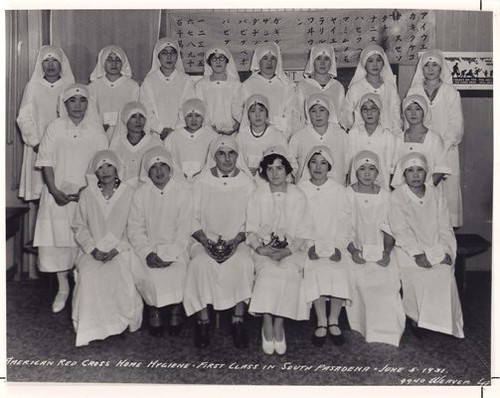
312, 326, 327, 347
167, 322, 183, 337
148, 307, 163, 337
408, 319, 426, 339
328, 324, 345, 346
231, 322, 249, 349
194, 322, 210, 348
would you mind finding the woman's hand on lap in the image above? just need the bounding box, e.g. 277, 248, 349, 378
376, 250, 391, 267
329, 248, 341, 262
442, 253, 453, 265
308, 245, 320, 260
414, 253, 432, 268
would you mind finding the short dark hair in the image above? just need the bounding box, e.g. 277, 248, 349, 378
258, 153, 293, 181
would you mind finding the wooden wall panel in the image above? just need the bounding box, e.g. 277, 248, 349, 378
51, 10, 160, 84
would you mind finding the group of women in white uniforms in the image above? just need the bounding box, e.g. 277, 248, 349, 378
16, 35, 465, 351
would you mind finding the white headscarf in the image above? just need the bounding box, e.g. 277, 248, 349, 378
58, 83, 99, 122
181, 98, 206, 119
88, 149, 124, 181
110, 101, 149, 143
358, 93, 383, 114
202, 135, 252, 177
300, 145, 335, 183
305, 92, 338, 124
350, 149, 382, 187
304, 44, 338, 78
240, 93, 270, 130
402, 93, 431, 129
204, 44, 239, 81
250, 42, 292, 85
30, 45, 74, 86
146, 37, 185, 77
391, 151, 428, 188
90, 45, 133, 81
349, 44, 396, 88
410, 49, 452, 86
139, 145, 184, 183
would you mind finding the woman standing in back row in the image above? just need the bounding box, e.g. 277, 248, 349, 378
407, 49, 464, 227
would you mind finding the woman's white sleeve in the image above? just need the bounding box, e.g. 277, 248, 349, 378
388, 191, 422, 256
127, 190, 153, 260
16, 84, 40, 147
71, 192, 96, 255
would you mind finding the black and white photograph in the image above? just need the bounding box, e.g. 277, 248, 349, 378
2, 0, 497, 397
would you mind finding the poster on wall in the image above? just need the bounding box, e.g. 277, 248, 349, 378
442, 51, 493, 90
167, 9, 436, 73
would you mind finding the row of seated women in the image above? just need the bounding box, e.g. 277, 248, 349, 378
73, 139, 464, 352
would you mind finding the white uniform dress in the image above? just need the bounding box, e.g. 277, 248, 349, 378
407, 83, 464, 226
109, 132, 162, 188
17, 62, 74, 200
183, 169, 256, 316
139, 69, 196, 135
289, 123, 350, 185
342, 79, 401, 132
195, 77, 242, 132
388, 184, 464, 338
345, 186, 405, 346
299, 179, 352, 304
128, 179, 192, 307
71, 180, 143, 347
236, 125, 288, 184
247, 184, 312, 320
164, 126, 218, 182
33, 117, 108, 272
297, 78, 345, 125
348, 124, 396, 190
88, 76, 140, 128
393, 130, 450, 185
241, 74, 299, 140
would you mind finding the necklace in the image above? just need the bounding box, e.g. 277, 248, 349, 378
250, 125, 267, 138
98, 180, 120, 200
